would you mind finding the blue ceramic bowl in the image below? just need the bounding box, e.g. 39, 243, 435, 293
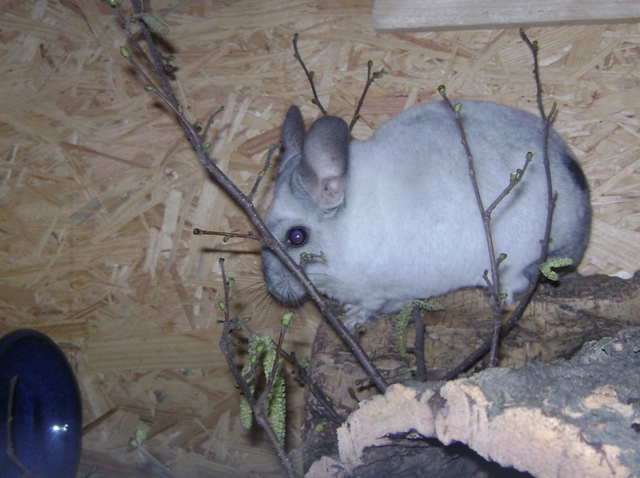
0, 329, 82, 478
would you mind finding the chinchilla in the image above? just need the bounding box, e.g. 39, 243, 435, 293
261, 100, 591, 328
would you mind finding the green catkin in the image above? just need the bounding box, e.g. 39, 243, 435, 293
140, 13, 170, 35
539, 257, 574, 281
239, 334, 287, 443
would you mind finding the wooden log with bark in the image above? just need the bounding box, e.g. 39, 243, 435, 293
302, 272, 640, 477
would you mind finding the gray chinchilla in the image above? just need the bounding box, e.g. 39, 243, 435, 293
261, 100, 591, 327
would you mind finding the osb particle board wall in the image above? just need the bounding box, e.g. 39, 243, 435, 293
0, 0, 638, 476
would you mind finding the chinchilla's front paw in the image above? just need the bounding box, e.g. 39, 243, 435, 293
341, 304, 369, 330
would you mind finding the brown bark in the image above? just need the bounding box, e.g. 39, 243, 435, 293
302, 273, 640, 477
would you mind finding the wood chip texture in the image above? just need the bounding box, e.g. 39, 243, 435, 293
0, 0, 638, 476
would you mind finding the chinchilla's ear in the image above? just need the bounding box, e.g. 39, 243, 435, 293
297, 114, 349, 209
280, 106, 305, 170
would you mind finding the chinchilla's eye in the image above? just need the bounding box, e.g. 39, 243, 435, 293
287, 227, 308, 247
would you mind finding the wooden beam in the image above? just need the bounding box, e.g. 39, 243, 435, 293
373, 0, 640, 32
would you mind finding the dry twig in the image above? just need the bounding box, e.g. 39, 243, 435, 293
441, 29, 558, 378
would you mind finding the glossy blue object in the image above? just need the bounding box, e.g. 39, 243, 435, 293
0, 329, 82, 478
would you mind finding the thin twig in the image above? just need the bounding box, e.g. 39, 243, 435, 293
286, 351, 344, 423
161, 0, 193, 17
520, 29, 545, 119
485, 153, 533, 216
261, 321, 288, 406
113, 5, 387, 394
349, 61, 387, 132
248, 142, 279, 201
201, 106, 225, 141
121, 53, 181, 117
292, 33, 327, 115
441, 235, 552, 381
443, 30, 558, 380
186, 93, 387, 394
442, 271, 541, 380
233, 317, 344, 422
287, 423, 324, 464
192, 229, 261, 242
218, 259, 300, 478
129, 1, 180, 108
438, 88, 503, 367
117, 2, 180, 110
412, 305, 428, 382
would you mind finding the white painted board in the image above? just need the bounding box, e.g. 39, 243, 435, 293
373, 0, 640, 32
